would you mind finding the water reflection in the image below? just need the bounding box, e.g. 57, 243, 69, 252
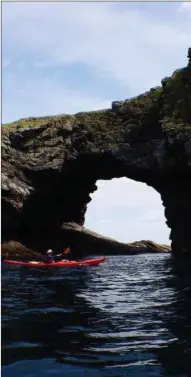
2, 254, 191, 376
2, 267, 104, 367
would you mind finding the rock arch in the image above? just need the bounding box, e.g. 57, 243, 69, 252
2, 50, 191, 253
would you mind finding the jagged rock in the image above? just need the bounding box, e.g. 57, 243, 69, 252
188, 47, 191, 66
1, 241, 41, 259
61, 222, 170, 255
1, 224, 170, 258
112, 101, 122, 111
1, 49, 191, 255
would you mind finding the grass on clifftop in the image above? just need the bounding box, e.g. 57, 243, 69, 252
1, 85, 163, 133
2, 114, 75, 133
2, 65, 189, 137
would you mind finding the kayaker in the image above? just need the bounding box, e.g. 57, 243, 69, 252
45, 247, 71, 263
45, 249, 55, 263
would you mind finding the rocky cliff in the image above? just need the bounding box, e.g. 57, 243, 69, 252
1, 223, 170, 259
2, 49, 191, 255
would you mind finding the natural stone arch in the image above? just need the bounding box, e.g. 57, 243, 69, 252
2, 50, 191, 254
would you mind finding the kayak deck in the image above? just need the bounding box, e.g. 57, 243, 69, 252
3, 257, 106, 268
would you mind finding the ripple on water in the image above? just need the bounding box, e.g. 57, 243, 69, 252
2, 254, 191, 377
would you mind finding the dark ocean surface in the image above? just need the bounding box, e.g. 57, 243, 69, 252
2, 254, 191, 377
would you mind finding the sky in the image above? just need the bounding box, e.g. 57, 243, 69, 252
2, 1, 191, 244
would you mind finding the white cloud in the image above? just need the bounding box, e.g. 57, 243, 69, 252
89, 178, 162, 208
2, 2, 190, 97
85, 178, 170, 244
179, 2, 191, 11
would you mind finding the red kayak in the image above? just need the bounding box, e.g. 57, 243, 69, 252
3, 257, 106, 268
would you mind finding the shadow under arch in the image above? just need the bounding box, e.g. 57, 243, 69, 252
149, 255, 191, 376
18, 150, 166, 254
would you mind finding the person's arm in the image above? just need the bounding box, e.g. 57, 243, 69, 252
54, 254, 62, 261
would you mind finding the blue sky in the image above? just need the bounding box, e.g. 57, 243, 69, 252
2, 1, 191, 244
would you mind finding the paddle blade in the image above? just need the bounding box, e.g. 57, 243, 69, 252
63, 247, 71, 254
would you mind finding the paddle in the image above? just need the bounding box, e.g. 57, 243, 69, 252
63, 247, 71, 255
54, 247, 71, 258
50, 247, 71, 262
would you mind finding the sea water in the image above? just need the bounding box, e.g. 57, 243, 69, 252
2, 254, 191, 377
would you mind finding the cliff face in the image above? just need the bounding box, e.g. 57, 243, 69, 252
2, 50, 191, 254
